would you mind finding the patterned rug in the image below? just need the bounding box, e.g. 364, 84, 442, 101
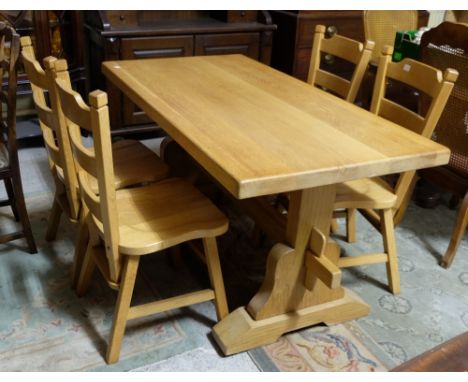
223, 196, 468, 371
0, 193, 220, 371
0, 172, 467, 371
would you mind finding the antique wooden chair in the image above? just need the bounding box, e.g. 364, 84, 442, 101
20, 37, 170, 284
307, 24, 375, 103
0, 22, 36, 253
363, 10, 418, 63
418, 22, 468, 268
334, 46, 458, 294
54, 68, 229, 364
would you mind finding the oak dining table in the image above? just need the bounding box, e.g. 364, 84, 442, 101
102, 54, 450, 355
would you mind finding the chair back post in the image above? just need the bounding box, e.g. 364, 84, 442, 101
370, 45, 393, 114
0, 22, 20, 164
420, 68, 458, 138
44, 57, 81, 220
307, 25, 325, 86
346, 39, 375, 102
89, 90, 121, 282
54, 69, 121, 281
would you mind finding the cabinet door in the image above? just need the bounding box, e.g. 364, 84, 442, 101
194, 33, 259, 59
121, 35, 193, 126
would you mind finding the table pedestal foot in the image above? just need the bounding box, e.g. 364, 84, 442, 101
212, 288, 369, 355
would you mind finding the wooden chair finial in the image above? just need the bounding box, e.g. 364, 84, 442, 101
42, 56, 58, 70
444, 68, 459, 83
52, 58, 68, 73
364, 40, 375, 50
19, 35, 32, 48
381, 45, 394, 56
315, 24, 326, 33
89, 90, 108, 109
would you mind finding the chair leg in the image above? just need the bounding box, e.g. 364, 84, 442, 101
440, 192, 468, 269
4, 178, 19, 221
71, 209, 89, 289
107, 256, 139, 364
11, 173, 37, 254
346, 208, 357, 243
203, 237, 229, 320
45, 195, 63, 242
380, 208, 400, 294
76, 242, 96, 297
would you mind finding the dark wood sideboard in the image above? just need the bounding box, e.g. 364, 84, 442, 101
84, 10, 276, 136
0, 11, 86, 113
269, 10, 429, 82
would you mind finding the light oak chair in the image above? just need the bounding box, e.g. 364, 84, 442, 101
334, 46, 458, 294
54, 70, 230, 364
0, 22, 37, 253
20, 37, 170, 284
307, 24, 375, 103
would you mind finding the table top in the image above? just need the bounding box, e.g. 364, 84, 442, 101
103, 54, 450, 199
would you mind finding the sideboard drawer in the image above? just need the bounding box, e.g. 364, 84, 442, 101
195, 33, 260, 59
121, 35, 193, 59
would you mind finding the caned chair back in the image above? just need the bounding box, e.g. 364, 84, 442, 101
0, 21, 20, 164
20, 37, 81, 220
363, 10, 418, 62
371, 46, 458, 209
308, 25, 375, 103
420, 21, 468, 177
54, 70, 121, 281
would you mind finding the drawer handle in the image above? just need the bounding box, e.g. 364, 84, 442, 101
120, 14, 125, 21
326, 25, 337, 37
240, 11, 246, 17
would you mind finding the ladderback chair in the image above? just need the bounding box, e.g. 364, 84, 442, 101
307, 24, 375, 103
0, 22, 36, 253
54, 67, 230, 364
20, 37, 170, 285
419, 21, 468, 268
334, 46, 458, 294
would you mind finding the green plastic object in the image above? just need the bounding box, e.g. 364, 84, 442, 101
393, 30, 420, 62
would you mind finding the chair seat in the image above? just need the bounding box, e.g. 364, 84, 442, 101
334, 177, 397, 209
57, 140, 170, 193
108, 139, 170, 189
92, 178, 228, 256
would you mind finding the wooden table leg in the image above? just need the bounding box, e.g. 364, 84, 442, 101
212, 184, 369, 355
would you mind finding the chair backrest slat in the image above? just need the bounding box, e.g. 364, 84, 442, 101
308, 25, 375, 103
34, 100, 58, 131
379, 98, 426, 135
67, 129, 98, 178
77, 172, 102, 222
386, 59, 446, 99
54, 75, 121, 282
320, 34, 367, 65
314, 69, 350, 99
